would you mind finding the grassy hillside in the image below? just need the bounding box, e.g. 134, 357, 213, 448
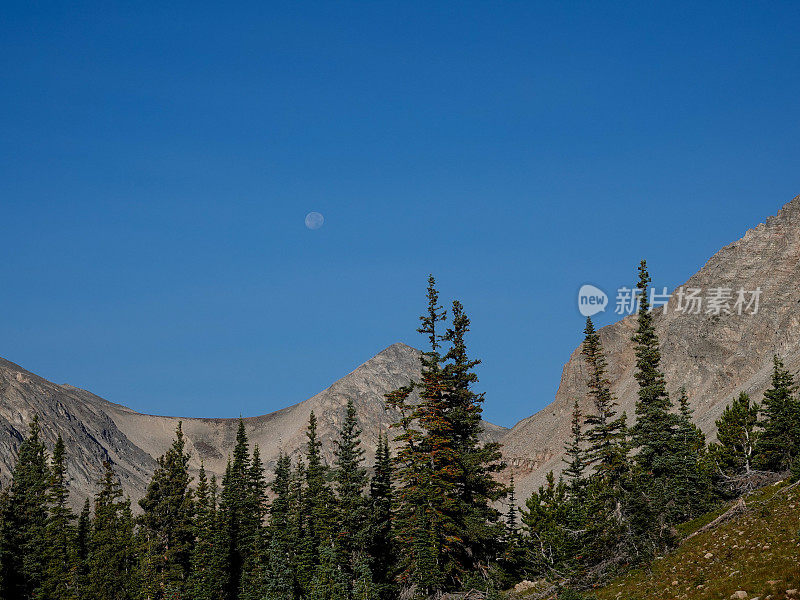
592, 480, 800, 600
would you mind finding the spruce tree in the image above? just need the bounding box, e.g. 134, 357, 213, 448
563, 401, 586, 492
138, 422, 195, 599
581, 317, 628, 485
368, 433, 394, 600
303, 411, 336, 574
89, 462, 140, 600
442, 299, 506, 579
628, 261, 682, 553
387, 276, 461, 594
219, 419, 259, 600
671, 388, 712, 521
266, 453, 296, 600
755, 356, 800, 472
189, 466, 227, 600
42, 435, 77, 600
74, 498, 91, 599
241, 444, 270, 600
0, 417, 50, 600
630, 261, 677, 477
709, 392, 760, 478
332, 399, 369, 591
309, 544, 348, 600
520, 472, 570, 576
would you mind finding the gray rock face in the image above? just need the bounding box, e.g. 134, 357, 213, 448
502, 195, 800, 502
0, 342, 506, 509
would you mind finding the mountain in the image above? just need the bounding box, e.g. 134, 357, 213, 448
0, 342, 506, 510
503, 195, 800, 501
2, 195, 799, 510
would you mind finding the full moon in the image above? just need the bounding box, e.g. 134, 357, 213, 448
305, 211, 324, 230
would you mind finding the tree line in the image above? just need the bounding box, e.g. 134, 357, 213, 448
1, 267, 800, 599
516, 261, 800, 589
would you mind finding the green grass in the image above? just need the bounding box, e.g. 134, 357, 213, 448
590, 481, 800, 600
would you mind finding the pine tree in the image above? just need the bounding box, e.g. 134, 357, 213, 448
628, 260, 682, 553
241, 444, 270, 600
290, 457, 313, 595
332, 399, 369, 591
74, 498, 91, 599
581, 317, 629, 485
309, 544, 348, 600
42, 435, 77, 600
265, 535, 295, 600
579, 316, 632, 573
368, 433, 394, 600
442, 299, 506, 579
755, 356, 800, 472
89, 461, 140, 600
138, 422, 195, 599
189, 466, 227, 600
0, 417, 50, 600
219, 419, 258, 600
630, 261, 677, 477
709, 392, 760, 478
671, 388, 712, 521
266, 453, 296, 600
497, 475, 524, 586
387, 276, 462, 594
303, 411, 336, 576
563, 401, 586, 492
520, 472, 570, 576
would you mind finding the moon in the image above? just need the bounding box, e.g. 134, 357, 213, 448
305, 211, 324, 230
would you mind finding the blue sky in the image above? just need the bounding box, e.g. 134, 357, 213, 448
1, 2, 798, 427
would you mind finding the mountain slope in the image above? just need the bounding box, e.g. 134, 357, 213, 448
503, 195, 800, 501
0, 342, 505, 509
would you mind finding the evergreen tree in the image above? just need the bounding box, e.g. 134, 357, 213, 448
309, 544, 348, 600
581, 317, 629, 485
74, 498, 91, 599
43, 435, 77, 600
290, 457, 313, 596
266, 453, 296, 600
497, 475, 524, 587
302, 411, 336, 580
671, 388, 712, 521
628, 260, 681, 552
332, 399, 369, 592
442, 299, 506, 579
219, 419, 259, 600
563, 401, 586, 493
755, 356, 800, 472
520, 472, 570, 576
138, 422, 195, 599
265, 535, 295, 600
709, 392, 760, 479
368, 433, 394, 600
88, 462, 140, 600
189, 466, 227, 600
630, 261, 677, 477
387, 276, 461, 594
0, 417, 50, 600
241, 445, 270, 600
579, 316, 632, 574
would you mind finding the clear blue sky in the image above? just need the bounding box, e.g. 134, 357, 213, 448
2, 2, 798, 427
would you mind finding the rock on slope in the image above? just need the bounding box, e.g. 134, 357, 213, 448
503, 195, 800, 501
0, 342, 506, 510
